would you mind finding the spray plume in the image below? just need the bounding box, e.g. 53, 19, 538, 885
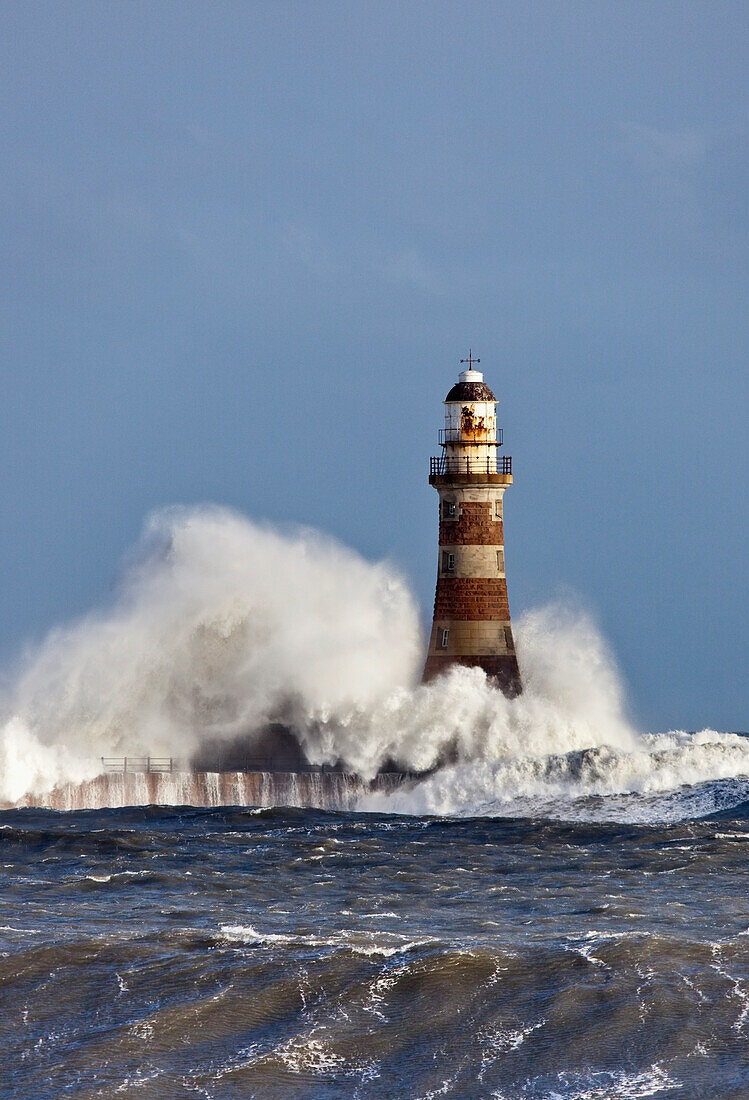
0, 506, 746, 817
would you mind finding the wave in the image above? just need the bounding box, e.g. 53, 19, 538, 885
5, 924, 749, 1098
369, 734, 749, 823
0, 505, 745, 820
217, 923, 434, 958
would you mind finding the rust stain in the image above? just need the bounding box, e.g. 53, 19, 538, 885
461, 405, 488, 441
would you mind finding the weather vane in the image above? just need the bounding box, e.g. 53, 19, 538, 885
460, 350, 480, 370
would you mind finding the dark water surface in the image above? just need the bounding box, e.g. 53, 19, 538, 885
2, 803, 749, 1098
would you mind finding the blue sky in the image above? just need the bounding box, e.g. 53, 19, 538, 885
0, 1, 746, 730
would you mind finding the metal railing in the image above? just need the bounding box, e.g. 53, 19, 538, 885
430, 455, 512, 476
101, 757, 174, 774
439, 427, 503, 446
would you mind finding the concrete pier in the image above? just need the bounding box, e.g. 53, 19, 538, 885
4, 770, 407, 812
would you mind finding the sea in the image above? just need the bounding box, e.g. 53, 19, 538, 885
3, 782, 749, 1099
1, 512, 746, 1096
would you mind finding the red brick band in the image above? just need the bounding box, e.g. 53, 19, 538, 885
439, 501, 502, 545
432, 577, 510, 620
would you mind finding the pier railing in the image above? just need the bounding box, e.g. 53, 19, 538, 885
101, 757, 174, 774
430, 455, 512, 476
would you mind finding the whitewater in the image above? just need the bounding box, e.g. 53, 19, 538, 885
0, 504, 746, 821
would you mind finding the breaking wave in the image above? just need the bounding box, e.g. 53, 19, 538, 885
0, 505, 746, 817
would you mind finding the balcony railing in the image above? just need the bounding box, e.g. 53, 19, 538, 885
430, 455, 512, 477
439, 427, 503, 446
101, 757, 174, 774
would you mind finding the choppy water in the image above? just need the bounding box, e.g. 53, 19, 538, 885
3, 790, 749, 1099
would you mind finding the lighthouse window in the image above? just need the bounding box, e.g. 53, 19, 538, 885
442, 500, 457, 519
440, 629, 450, 648
442, 551, 455, 573
497, 550, 505, 572
495, 500, 502, 517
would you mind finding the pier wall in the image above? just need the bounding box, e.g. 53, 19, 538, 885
4, 771, 405, 812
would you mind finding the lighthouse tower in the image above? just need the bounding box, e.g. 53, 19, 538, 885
422, 353, 522, 695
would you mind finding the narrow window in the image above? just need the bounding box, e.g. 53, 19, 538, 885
440, 628, 450, 649
495, 500, 502, 517
496, 549, 505, 572
504, 627, 513, 649
442, 551, 455, 573
442, 500, 457, 519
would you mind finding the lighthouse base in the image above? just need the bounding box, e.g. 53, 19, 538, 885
422, 654, 522, 697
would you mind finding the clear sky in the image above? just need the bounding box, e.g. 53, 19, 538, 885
0, 1, 746, 731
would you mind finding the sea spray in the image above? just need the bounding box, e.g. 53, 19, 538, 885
1, 505, 748, 815
0, 507, 421, 802
369, 731, 749, 820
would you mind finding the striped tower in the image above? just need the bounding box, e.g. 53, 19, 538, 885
422, 354, 522, 696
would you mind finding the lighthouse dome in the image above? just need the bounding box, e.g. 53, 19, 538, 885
445, 369, 496, 403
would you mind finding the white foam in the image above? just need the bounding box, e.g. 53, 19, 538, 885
478, 1019, 546, 1080
217, 922, 432, 957
84, 870, 152, 884
368, 733, 749, 822
277, 1035, 345, 1074
0, 506, 742, 821
493, 1064, 681, 1099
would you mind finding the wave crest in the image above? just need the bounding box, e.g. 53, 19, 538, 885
1, 506, 745, 817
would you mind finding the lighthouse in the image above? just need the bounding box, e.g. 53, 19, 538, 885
422, 353, 522, 695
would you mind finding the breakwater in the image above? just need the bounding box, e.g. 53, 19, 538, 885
4, 770, 405, 812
